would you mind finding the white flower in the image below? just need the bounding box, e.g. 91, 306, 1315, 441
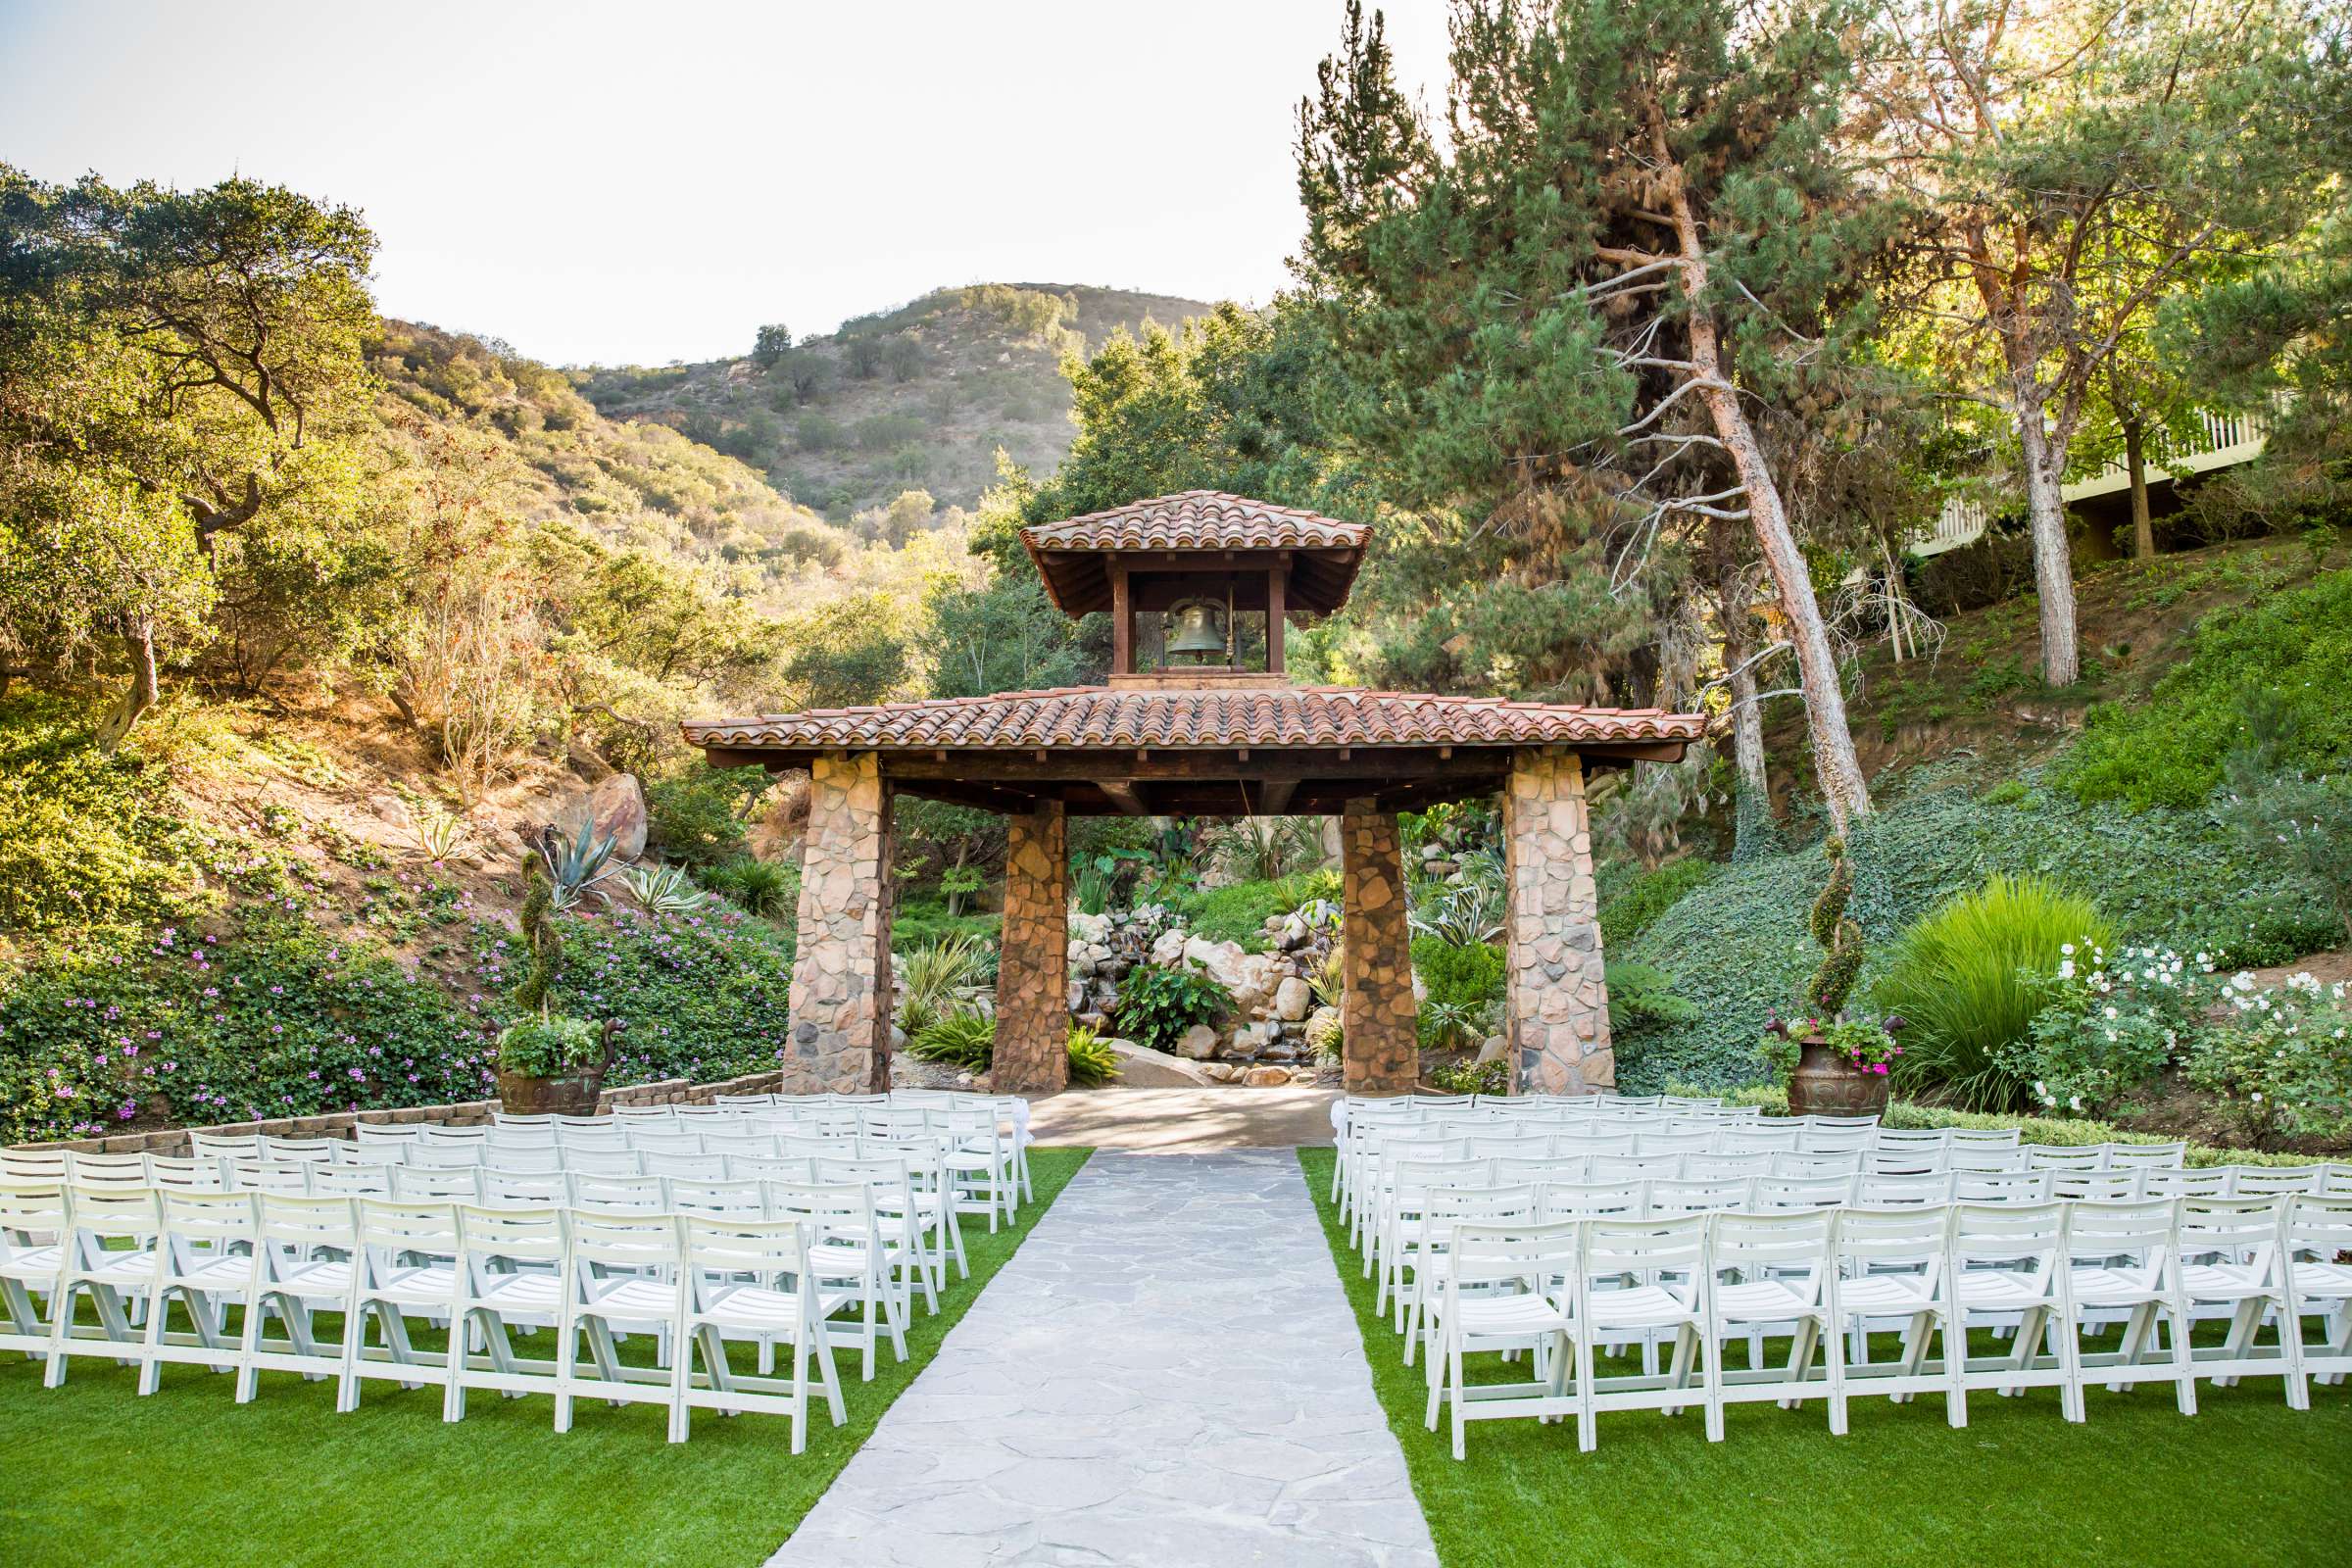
2061, 943, 2076, 956
2103, 1005, 2119, 1020
2250, 1092, 2264, 1103
2057, 960, 2076, 981
2068, 1095, 2084, 1111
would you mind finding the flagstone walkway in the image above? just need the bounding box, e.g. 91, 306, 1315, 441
767, 1150, 1438, 1568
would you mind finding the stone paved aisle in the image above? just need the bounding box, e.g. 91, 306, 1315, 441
767, 1151, 1439, 1568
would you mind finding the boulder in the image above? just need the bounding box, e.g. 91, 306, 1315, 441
1068, 910, 1111, 945
1241, 1065, 1292, 1087
554, 773, 648, 860
1101, 1037, 1214, 1088
1273, 976, 1313, 1022
1476, 1033, 1509, 1064
1174, 1023, 1220, 1060
1201, 1062, 1239, 1083
1150, 928, 1190, 967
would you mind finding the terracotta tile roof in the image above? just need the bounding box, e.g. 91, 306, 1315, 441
1020, 490, 1372, 616
684, 686, 1705, 754
1020, 490, 1371, 555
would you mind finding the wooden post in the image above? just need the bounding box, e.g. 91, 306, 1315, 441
1266, 566, 1286, 675
1110, 563, 1133, 675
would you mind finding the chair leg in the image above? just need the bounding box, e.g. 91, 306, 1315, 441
1825, 1312, 1850, 1437
665, 1319, 694, 1445
136, 1283, 171, 1396
1698, 1322, 1726, 1444
1943, 1310, 1969, 1429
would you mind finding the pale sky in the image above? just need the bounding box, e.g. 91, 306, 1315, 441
0, 0, 1452, 367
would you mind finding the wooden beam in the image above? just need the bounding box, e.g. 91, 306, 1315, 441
1099, 779, 1149, 817
892, 777, 1047, 814
1267, 565, 1285, 676
1257, 776, 1298, 815
1109, 562, 1132, 676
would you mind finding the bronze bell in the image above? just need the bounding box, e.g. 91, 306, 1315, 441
1164, 598, 1228, 661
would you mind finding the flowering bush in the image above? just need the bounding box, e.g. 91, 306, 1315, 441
2184, 972, 2352, 1142
2002, 942, 2213, 1115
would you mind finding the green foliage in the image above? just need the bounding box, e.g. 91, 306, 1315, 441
1063, 1024, 1122, 1088
1804, 837, 1867, 1016
697, 855, 797, 918
494, 1014, 604, 1078
1112, 962, 1233, 1054
1213, 816, 1324, 885
521, 906, 796, 1086
908, 1009, 997, 1073
891, 897, 1000, 956
2002, 943, 2208, 1116
1603, 960, 1699, 1034
1596, 857, 1720, 949
620, 863, 710, 917
894, 932, 990, 1039
2057, 571, 2352, 809
645, 762, 773, 867
534, 821, 619, 910
1614, 767, 2340, 1094
2184, 975, 2352, 1144
1874, 873, 2114, 1109
1411, 935, 1505, 1010
1176, 872, 1339, 951
1306, 1004, 1345, 1061
1426, 1056, 1508, 1095
0, 698, 205, 935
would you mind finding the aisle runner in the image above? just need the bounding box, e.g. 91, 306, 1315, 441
768, 1151, 1438, 1568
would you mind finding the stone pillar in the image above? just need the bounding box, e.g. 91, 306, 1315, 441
1502, 750, 1613, 1093
993, 799, 1069, 1094
1340, 799, 1418, 1095
786, 751, 893, 1094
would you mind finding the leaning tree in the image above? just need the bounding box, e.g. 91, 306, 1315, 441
1297, 0, 1896, 832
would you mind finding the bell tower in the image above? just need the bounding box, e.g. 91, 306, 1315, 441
1018, 491, 1372, 688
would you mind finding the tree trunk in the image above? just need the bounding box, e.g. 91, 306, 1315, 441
95, 620, 162, 755
1716, 563, 1771, 804
1651, 124, 1871, 834
2124, 419, 2154, 560
2015, 407, 2082, 686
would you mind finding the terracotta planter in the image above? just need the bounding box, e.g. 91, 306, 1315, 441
1787, 1037, 1890, 1118
496, 1061, 608, 1117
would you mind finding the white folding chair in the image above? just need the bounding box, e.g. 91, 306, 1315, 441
675, 1213, 849, 1450
2065, 1197, 2196, 1414
64, 1151, 150, 1189
137, 1188, 263, 1396
1853, 1172, 1951, 1208
2283, 1195, 2352, 1387
1951, 1169, 2054, 1204
43, 1184, 164, 1388
189, 1131, 264, 1162
565, 1174, 665, 1211
2180, 1195, 2306, 1407
311, 1162, 396, 1199
1574, 1213, 1716, 1449
1425, 1219, 1581, 1459
341, 1199, 466, 1414
1708, 1207, 1843, 1433
483, 1169, 569, 1206
563, 1148, 644, 1178
239, 1193, 361, 1399
764, 1180, 906, 1381
447, 1203, 567, 1420
1945, 1200, 2082, 1425
1754, 1174, 1853, 1211
0, 1180, 69, 1362
407, 1141, 487, 1170
393, 1165, 484, 1202
555, 1208, 684, 1434
1831, 1205, 1961, 1421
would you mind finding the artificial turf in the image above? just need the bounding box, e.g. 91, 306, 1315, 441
0, 1147, 1092, 1568
1297, 1147, 2352, 1568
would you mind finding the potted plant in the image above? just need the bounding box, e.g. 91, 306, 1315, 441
1765, 835, 1904, 1117
494, 858, 615, 1116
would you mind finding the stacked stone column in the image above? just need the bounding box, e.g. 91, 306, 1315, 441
785, 751, 894, 1094
993, 800, 1070, 1094
1502, 749, 1613, 1093
1340, 800, 1418, 1095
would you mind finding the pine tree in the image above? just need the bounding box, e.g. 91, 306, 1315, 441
1296, 0, 1889, 829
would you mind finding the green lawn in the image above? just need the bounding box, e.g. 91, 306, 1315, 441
1297, 1149, 2352, 1568
0, 1148, 1091, 1568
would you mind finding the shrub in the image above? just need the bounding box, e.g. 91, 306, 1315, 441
1597, 857, 1720, 948
1412, 936, 1506, 1012
646, 762, 771, 866
908, 1009, 996, 1072
1176, 870, 1339, 950
2000, 943, 2211, 1115
1873, 873, 2113, 1109
2056, 569, 2352, 809
495, 1015, 605, 1077
0, 697, 206, 935
1427, 1056, 1507, 1095
894, 932, 989, 1038
1064, 1025, 1122, 1088
1113, 961, 1233, 1053
891, 897, 1001, 956
1604, 960, 1698, 1032
2184, 973, 2352, 1144
1305, 1006, 1344, 1061
698, 856, 797, 918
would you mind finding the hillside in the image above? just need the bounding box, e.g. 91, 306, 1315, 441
577, 283, 1217, 521
370, 320, 859, 609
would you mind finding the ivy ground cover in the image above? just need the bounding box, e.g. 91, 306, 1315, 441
1297, 1150, 2351, 1568
0, 1149, 1090, 1568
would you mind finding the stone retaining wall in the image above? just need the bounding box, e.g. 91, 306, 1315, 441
8, 1067, 793, 1155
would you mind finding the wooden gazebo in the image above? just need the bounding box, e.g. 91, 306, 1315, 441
686, 491, 1703, 1098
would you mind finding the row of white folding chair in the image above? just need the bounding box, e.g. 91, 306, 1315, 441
1, 1183, 863, 1449
1419, 1194, 2352, 1459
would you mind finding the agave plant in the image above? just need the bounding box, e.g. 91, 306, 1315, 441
536, 822, 621, 910
621, 862, 709, 916
1409, 880, 1505, 947
410, 808, 472, 864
